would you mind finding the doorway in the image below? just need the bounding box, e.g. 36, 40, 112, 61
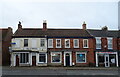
105, 55, 110, 67
32, 56, 36, 66
65, 53, 70, 66
16, 55, 19, 66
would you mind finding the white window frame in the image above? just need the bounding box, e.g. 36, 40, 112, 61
38, 53, 47, 63
83, 39, 88, 48
56, 39, 61, 48
73, 39, 79, 48
76, 52, 87, 63
48, 39, 53, 48
65, 39, 70, 48
96, 37, 101, 49
107, 37, 113, 49
40, 39, 45, 47
20, 53, 29, 64
51, 52, 62, 63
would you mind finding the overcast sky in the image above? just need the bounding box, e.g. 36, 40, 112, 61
0, 0, 119, 32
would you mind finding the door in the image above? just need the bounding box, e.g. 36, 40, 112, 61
32, 56, 36, 66
105, 55, 110, 67
65, 53, 70, 66
16, 55, 19, 66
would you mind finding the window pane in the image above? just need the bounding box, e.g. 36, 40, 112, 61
39, 54, 46, 62
20, 53, 29, 63
48, 39, 53, 47
84, 40, 88, 48
56, 39, 61, 48
41, 39, 45, 47
24, 39, 28, 47
52, 53, 60, 62
65, 39, 70, 48
77, 54, 85, 62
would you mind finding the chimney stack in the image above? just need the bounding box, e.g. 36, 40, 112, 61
102, 26, 108, 31
42, 20, 47, 31
82, 21, 86, 30
18, 21, 22, 29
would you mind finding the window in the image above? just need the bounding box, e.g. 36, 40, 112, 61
15, 40, 20, 48
108, 38, 113, 49
76, 52, 86, 63
48, 39, 53, 48
40, 39, 45, 47
39, 53, 46, 63
20, 53, 29, 63
96, 37, 101, 49
74, 39, 79, 48
83, 39, 88, 48
56, 39, 61, 48
65, 39, 70, 48
51, 52, 61, 63
31, 39, 37, 48
24, 39, 28, 47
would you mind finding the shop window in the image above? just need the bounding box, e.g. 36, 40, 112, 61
39, 53, 46, 63
76, 52, 86, 63
51, 52, 61, 63
98, 54, 104, 63
20, 53, 29, 63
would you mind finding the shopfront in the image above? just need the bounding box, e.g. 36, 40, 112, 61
96, 51, 118, 67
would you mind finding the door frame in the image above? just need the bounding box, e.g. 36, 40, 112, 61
104, 54, 110, 67
64, 52, 72, 66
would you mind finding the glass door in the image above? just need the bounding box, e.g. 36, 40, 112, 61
105, 55, 110, 67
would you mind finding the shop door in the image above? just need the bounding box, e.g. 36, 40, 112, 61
16, 55, 19, 66
65, 53, 70, 66
105, 55, 110, 67
32, 56, 36, 66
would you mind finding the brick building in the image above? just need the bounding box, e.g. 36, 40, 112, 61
0, 27, 13, 66
88, 26, 119, 67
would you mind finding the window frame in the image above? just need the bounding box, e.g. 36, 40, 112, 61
24, 39, 28, 47
48, 39, 53, 48
15, 39, 20, 48
51, 52, 62, 63
56, 39, 61, 48
40, 39, 45, 47
76, 52, 87, 63
31, 39, 37, 48
83, 39, 88, 48
96, 37, 101, 49
73, 39, 79, 48
20, 53, 29, 64
107, 37, 113, 49
38, 53, 47, 63
65, 39, 70, 48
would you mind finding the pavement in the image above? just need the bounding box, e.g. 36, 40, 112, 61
1, 66, 120, 76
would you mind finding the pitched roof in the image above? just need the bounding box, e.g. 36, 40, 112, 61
13, 28, 93, 38
87, 29, 119, 37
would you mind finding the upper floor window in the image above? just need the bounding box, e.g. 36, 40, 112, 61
56, 39, 61, 48
96, 37, 101, 49
65, 39, 70, 48
48, 39, 53, 48
24, 39, 28, 47
108, 38, 113, 49
83, 39, 88, 48
40, 39, 45, 47
74, 39, 79, 48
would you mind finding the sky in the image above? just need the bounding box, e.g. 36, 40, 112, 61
0, 0, 119, 32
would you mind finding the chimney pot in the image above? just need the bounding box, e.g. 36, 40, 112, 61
42, 20, 47, 31
82, 21, 86, 30
18, 21, 22, 29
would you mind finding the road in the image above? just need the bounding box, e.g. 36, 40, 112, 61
1, 67, 120, 77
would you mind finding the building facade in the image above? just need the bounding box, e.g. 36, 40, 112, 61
88, 26, 119, 67
0, 27, 13, 66
10, 21, 119, 67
